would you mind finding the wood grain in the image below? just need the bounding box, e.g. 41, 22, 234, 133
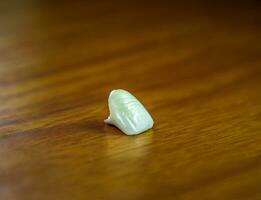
1, 1, 261, 199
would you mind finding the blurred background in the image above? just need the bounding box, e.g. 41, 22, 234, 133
0, 0, 261, 200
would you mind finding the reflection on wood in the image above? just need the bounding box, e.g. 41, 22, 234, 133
0, 0, 261, 200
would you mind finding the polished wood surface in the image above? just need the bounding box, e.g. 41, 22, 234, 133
1, 1, 261, 199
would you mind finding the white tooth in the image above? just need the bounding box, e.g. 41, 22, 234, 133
104, 89, 154, 135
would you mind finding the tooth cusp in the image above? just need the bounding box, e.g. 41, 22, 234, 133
104, 89, 154, 135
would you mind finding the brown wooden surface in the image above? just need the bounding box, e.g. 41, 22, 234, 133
1, 1, 261, 199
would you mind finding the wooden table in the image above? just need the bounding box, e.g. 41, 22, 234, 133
1, 1, 261, 199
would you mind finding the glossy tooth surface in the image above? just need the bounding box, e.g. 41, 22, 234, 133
104, 89, 154, 135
